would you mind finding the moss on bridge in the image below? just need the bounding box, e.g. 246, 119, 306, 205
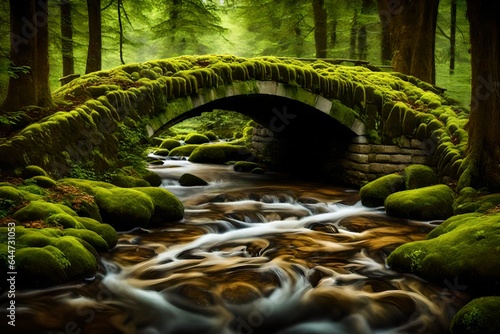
0, 55, 469, 181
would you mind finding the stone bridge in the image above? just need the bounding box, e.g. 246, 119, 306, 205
0, 55, 469, 185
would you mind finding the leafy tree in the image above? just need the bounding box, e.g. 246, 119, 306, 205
1, 0, 52, 111
464, 0, 500, 189
312, 0, 327, 58
151, 0, 225, 56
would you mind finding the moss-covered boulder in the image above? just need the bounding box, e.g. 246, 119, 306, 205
134, 187, 184, 225
387, 212, 500, 285
384, 184, 455, 220
204, 131, 217, 141
251, 168, 264, 174
141, 170, 162, 187
45, 213, 85, 229
13, 200, 77, 222
62, 228, 110, 252
453, 188, 500, 215
111, 175, 150, 188
184, 133, 210, 144
0, 186, 25, 211
76, 217, 118, 248
153, 148, 170, 156
168, 144, 199, 157
189, 144, 252, 164
451, 297, 500, 334
233, 161, 260, 173
179, 173, 209, 187
15, 247, 68, 288
160, 139, 181, 150
403, 164, 439, 190
21, 165, 48, 179
359, 174, 405, 207
30, 176, 58, 188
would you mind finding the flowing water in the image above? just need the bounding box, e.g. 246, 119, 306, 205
1, 160, 469, 334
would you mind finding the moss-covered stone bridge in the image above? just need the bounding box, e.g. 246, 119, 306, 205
0, 55, 469, 185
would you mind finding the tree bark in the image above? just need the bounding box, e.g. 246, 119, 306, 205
379, 0, 439, 84
85, 0, 101, 74
60, 0, 74, 77
465, 0, 500, 189
376, 0, 392, 64
312, 0, 327, 58
329, 18, 337, 49
349, 10, 358, 59
1, 0, 52, 111
34, 0, 51, 107
450, 0, 457, 75
118, 0, 125, 64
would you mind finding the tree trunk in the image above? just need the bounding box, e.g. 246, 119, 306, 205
60, 0, 74, 77
465, 0, 500, 189
450, 0, 456, 75
1, 0, 52, 111
380, 0, 439, 84
312, 0, 327, 58
349, 10, 358, 59
376, 0, 392, 64
85, 0, 101, 74
118, 0, 125, 64
357, 0, 375, 61
329, 18, 337, 49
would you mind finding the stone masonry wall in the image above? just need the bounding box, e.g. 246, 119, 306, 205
342, 136, 434, 184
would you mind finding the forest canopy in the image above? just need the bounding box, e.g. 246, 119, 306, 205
0, 0, 471, 106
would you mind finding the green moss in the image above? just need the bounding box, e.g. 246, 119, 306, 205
233, 161, 260, 173
140, 170, 162, 187
359, 174, 405, 207
13, 200, 77, 222
189, 144, 252, 164
388, 212, 500, 286
403, 164, 439, 189
111, 175, 150, 188
204, 131, 218, 141
169, 144, 199, 157
52, 236, 97, 278
46, 213, 85, 229
15, 247, 68, 288
179, 173, 209, 187
21, 165, 48, 179
86, 85, 120, 98
384, 184, 455, 220
154, 148, 170, 156
184, 133, 210, 144
0, 186, 25, 205
451, 297, 500, 334
29, 175, 57, 188
134, 187, 184, 225
62, 228, 110, 252
160, 139, 181, 150
76, 217, 118, 248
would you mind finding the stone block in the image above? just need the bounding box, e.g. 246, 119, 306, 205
369, 163, 386, 174
375, 154, 391, 163
372, 145, 401, 154
390, 155, 412, 164
348, 144, 372, 154
400, 148, 427, 156
346, 152, 369, 164
342, 160, 370, 173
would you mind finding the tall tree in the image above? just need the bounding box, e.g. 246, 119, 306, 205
376, 0, 391, 64
60, 0, 74, 77
378, 0, 439, 84
1, 0, 52, 111
464, 0, 500, 189
85, 0, 101, 73
449, 0, 457, 74
349, 10, 358, 59
312, 0, 327, 58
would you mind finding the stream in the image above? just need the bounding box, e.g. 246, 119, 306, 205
1, 160, 469, 334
